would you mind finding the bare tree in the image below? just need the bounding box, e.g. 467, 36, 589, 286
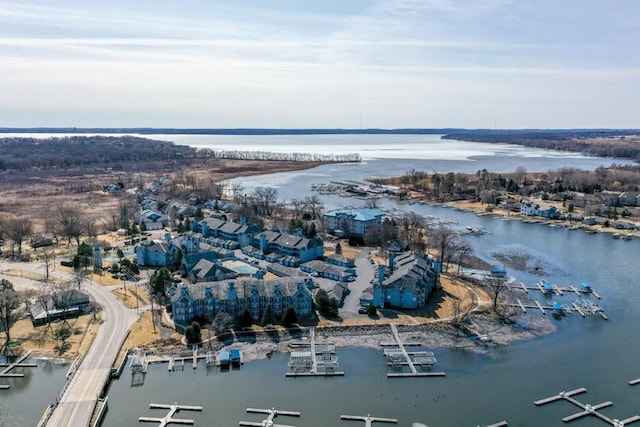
484, 275, 511, 321
0, 279, 21, 353
40, 246, 56, 281
454, 241, 473, 275
57, 205, 84, 247
5, 216, 33, 256
84, 214, 99, 241
513, 166, 527, 187
289, 198, 305, 220
229, 181, 245, 207
450, 298, 474, 335
35, 284, 54, 336
252, 187, 278, 216
364, 198, 380, 209
427, 226, 458, 273
303, 195, 323, 219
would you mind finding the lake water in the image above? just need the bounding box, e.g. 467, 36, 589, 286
2, 134, 639, 426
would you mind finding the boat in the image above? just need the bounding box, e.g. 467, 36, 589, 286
230, 349, 241, 368
219, 351, 230, 368
580, 282, 593, 293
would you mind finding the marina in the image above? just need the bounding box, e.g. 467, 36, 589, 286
535, 387, 640, 425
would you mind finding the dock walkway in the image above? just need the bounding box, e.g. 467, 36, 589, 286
139, 403, 202, 427
239, 407, 301, 427
383, 325, 445, 378
535, 387, 640, 425
0, 351, 36, 390
340, 414, 398, 426
286, 327, 343, 377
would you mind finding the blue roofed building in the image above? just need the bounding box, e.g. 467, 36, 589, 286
323, 208, 384, 237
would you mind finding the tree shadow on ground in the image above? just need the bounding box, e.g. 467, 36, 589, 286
418, 289, 453, 319
286, 325, 303, 340
265, 327, 281, 343
234, 329, 256, 344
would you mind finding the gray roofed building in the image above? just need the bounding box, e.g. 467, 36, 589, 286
372, 253, 440, 309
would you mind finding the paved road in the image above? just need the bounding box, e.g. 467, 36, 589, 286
0, 261, 139, 427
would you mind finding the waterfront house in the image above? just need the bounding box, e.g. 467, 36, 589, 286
372, 253, 440, 310
537, 205, 561, 219
170, 278, 314, 326
323, 208, 384, 237
520, 201, 539, 216
30, 289, 91, 326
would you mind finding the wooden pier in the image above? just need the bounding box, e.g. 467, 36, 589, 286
139, 403, 202, 426
383, 324, 445, 378
340, 414, 397, 426
0, 351, 37, 390
239, 407, 301, 426
286, 327, 344, 377
535, 387, 640, 425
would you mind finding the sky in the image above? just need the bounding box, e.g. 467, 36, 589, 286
0, 0, 639, 129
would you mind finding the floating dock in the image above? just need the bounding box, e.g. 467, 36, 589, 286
286, 327, 344, 377
0, 351, 37, 390
340, 414, 398, 426
239, 407, 301, 426
513, 280, 601, 299
535, 387, 640, 425
510, 298, 607, 320
383, 325, 445, 378
139, 403, 202, 426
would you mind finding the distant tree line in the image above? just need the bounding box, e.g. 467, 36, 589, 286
197, 148, 361, 163
0, 136, 361, 173
443, 130, 640, 162
0, 136, 196, 172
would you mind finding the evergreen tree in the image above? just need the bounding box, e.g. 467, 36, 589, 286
283, 306, 298, 327
151, 267, 173, 296
261, 305, 275, 326
237, 307, 253, 329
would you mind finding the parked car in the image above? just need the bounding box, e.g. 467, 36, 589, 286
358, 307, 368, 314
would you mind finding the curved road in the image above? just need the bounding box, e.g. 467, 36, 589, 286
0, 261, 139, 427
